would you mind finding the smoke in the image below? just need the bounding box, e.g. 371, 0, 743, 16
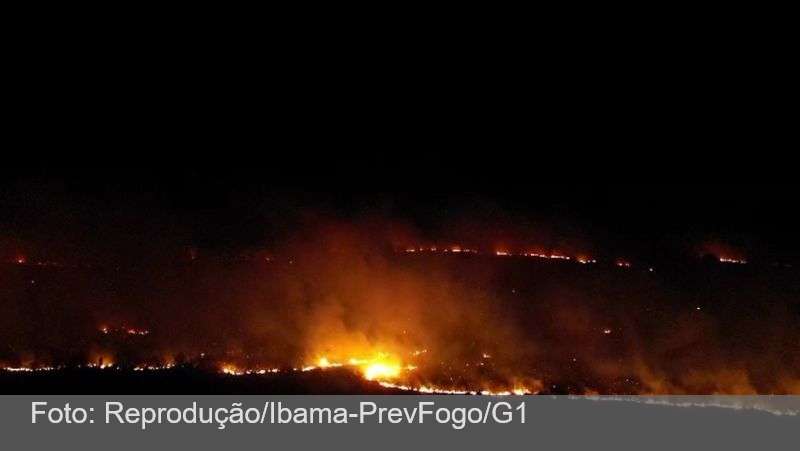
1, 213, 799, 394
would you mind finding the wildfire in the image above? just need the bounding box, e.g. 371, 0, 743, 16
376, 381, 534, 396
398, 244, 766, 272
5, 234, 795, 398
220, 365, 280, 376
221, 365, 241, 375
126, 328, 150, 336
2, 367, 56, 372
400, 244, 766, 272
406, 245, 478, 254
364, 363, 400, 380
313, 352, 408, 382
88, 354, 115, 369
522, 252, 571, 261
99, 325, 150, 336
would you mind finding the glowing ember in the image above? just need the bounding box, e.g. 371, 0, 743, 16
405, 245, 477, 254
99, 325, 150, 336
521, 252, 572, 261
126, 328, 149, 336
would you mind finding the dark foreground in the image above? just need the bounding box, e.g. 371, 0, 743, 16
0, 367, 412, 395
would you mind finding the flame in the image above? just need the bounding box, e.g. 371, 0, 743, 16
221, 365, 241, 375
313, 352, 406, 381
364, 362, 400, 380
719, 257, 747, 265
99, 324, 150, 336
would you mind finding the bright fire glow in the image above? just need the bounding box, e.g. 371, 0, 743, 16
313, 352, 406, 382
363, 363, 400, 380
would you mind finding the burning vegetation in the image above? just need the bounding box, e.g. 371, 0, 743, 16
1, 218, 799, 396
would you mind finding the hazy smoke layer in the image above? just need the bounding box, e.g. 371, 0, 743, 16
1, 215, 799, 394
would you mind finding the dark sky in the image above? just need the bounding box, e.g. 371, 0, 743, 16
1, 165, 798, 264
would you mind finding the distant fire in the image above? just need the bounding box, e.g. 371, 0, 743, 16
719, 257, 747, 265
401, 245, 639, 269
521, 252, 571, 261
399, 241, 758, 272
99, 325, 150, 336
699, 241, 748, 265
405, 245, 478, 254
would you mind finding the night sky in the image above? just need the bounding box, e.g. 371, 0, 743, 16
1, 166, 798, 265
